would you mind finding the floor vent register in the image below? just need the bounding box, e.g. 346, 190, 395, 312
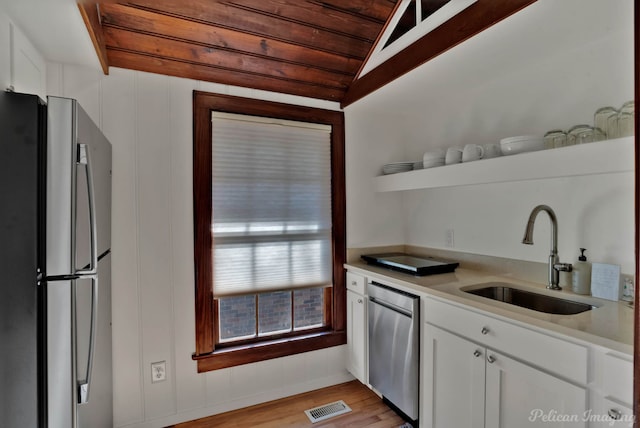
304, 400, 352, 423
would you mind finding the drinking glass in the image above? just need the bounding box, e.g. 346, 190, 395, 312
567, 124, 594, 145
543, 129, 567, 149
618, 101, 634, 137
594, 106, 617, 138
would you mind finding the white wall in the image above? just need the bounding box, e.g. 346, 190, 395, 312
345, 0, 635, 274
345, 106, 408, 247
46, 64, 351, 428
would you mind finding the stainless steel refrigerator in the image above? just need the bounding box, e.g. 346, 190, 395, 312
0, 91, 113, 427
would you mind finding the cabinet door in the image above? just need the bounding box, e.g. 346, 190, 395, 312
485, 350, 588, 428
598, 398, 633, 427
423, 325, 485, 428
346, 289, 366, 383
0, 12, 10, 91
602, 352, 633, 406
10, 21, 46, 100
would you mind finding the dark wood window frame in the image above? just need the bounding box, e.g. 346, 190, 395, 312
192, 91, 346, 372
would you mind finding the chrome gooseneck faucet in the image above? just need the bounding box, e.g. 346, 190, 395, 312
522, 205, 572, 290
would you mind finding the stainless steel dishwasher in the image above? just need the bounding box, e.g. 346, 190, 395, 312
368, 281, 420, 426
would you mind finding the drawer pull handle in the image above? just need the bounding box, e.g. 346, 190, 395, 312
351, 281, 357, 286
473, 350, 482, 358
357, 299, 363, 304
481, 327, 490, 335
608, 409, 622, 420
487, 355, 496, 364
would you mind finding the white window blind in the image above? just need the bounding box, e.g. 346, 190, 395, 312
211, 112, 333, 297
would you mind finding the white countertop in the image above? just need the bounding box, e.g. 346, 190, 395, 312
345, 261, 634, 355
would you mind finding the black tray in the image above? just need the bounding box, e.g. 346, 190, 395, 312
361, 252, 459, 276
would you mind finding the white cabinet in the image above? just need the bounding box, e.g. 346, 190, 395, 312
601, 352, 633, 407
10, 21, 46, 100
423, 298, 589, 428
485, 349, 587, 428
589, 350, 634, 427
425, 296, 588, 384
346, 289, 366, 383
0, 11, 10, 92
424, 325, 587, 428
423, 325, 485, 428
594, 399, 633, 428
0, 11, 46, 99
346, 270, 366, 295
346, 271, 367, 384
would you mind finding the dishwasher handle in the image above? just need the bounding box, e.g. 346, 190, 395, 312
369, 296, 413, 318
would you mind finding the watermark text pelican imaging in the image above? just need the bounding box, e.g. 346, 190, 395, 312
529, 408, 635, 426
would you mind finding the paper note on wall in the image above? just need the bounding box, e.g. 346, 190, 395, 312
590, 263, 621, 301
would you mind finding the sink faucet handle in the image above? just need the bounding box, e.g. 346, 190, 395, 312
554, 262, 573, 272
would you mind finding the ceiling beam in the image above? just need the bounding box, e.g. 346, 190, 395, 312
125, 0, 370, 59
78, 2, 110, 75
99, 4, 361, 76
102, 27, 352, 88
106, 49, 346, 101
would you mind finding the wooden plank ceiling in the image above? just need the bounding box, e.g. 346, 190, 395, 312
79, 0, 537, 106
80, 0, 398, 102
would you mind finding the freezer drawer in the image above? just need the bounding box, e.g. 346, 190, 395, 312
76, 253, 112, 428
47, 254, 112, 428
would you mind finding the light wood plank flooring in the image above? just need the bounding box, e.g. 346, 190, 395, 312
168, 380, 406, 428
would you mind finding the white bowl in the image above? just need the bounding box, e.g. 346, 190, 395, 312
423, 158, 445, 168
500, 135, 544, 155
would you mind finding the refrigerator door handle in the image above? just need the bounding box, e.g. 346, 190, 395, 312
76, 143, 99, 405
78, 275, 98, 404
76, 143, 98, 276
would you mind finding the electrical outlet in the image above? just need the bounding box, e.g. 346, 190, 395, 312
620, 274, 634, 303
445, 229, 455, 248
151, 361, 166, 383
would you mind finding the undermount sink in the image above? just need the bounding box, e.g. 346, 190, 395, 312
462, 282, 596, 315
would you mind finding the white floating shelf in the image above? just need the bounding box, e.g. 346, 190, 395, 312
374, 137, 634, 192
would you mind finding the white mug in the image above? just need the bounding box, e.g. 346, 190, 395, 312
423, 149, 445, 161
462, 144, 484, 162
482, 143, 502, 159
445, 147, 463, 164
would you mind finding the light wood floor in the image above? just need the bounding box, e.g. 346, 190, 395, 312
168, 380, 407, 428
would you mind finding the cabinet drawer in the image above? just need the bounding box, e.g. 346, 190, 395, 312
601, 398, 634, 427
425, 297, 588, 384
346, 271, 366, 294
603, 353, 633, 405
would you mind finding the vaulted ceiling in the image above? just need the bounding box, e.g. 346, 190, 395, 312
79, 0, 537, 107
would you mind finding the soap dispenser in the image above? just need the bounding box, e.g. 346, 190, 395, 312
572, 248, 591, 295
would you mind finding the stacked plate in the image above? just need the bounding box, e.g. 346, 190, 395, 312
382, 161, 414, 175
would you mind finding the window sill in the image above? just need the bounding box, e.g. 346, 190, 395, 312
192, 330, 346, 372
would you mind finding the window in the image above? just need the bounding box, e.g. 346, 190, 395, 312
212, 113, 332, 343
358, 0, 477, 77
192, 92, 346, 372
